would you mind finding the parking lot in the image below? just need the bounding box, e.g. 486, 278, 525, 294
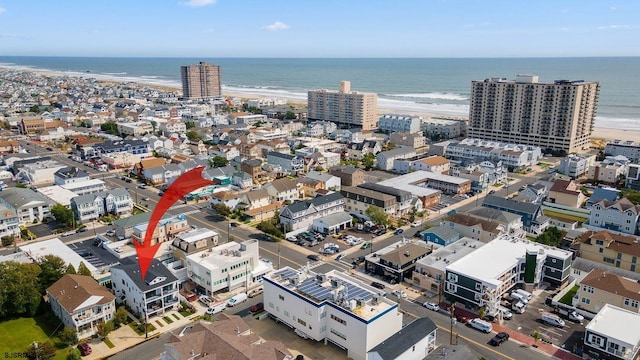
426, 193, 470, 213
67, 239, 121, 272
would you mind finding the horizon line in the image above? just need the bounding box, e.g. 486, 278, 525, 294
1, 55, 640, 60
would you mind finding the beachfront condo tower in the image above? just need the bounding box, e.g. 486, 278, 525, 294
468, 74, 600, 153
180, 62, 221, 100
308, 81, 378, 131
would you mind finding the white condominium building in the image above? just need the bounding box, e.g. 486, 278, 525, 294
308, 81, 378, 131
468, 74, 599, 153
264, 267, 402, 360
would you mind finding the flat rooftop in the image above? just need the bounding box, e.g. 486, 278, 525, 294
60, 178, 105, 191
416, 237, 484, 272
377, 172, 441, 197
267, 267, 395, 321
21, 238, 99, 275
175, 227, 219, 243
186, 241, 255, 269
36, 185, 77, 207
586, 304, 640, 346
446, 235, 572, 287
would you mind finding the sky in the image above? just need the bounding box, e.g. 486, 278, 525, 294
0, 0, 638, 57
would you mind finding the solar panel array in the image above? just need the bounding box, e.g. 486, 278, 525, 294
343, 281, 375, 302
273, 268, 298, 282
296, 276, 375, 304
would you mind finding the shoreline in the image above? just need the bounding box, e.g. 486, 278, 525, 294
4, 66, 640, 142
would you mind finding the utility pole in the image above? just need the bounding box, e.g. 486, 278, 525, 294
278, 243, 281, 270
227, 220, 230, 243
450, 302, 456, 345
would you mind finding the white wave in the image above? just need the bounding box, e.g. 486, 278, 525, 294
103, 72, 127, 75
222, 85, 308, 101
385, 92, 468, 101
378, 97, 470, 116
595, 116, 640, 130
140, 75, 159, 79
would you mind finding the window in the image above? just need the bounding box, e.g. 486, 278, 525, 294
331, 314, 347, 326
447, 273, 458, 282
617, 253, 622, 260
284, 310, 289, 317
603, 257, 615, 264
599, 248, 604, 253
633, 256, 637, 264
297, 318, 307, 327
589, 334, 604, 346
583, 286, 594, 294
278, 295, 284, 301
581, 297, 591, 304
446, 283, 457, 292
595, 240, 604, 245
475, 283, 482, 291
330, 328, 347, 341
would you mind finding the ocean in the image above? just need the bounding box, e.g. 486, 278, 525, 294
1, 56, 639, 129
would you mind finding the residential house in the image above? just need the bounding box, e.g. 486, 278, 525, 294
589, 198, 640, 235
389, 132, 426, 148
70, 188, 133, 221
209, 191, 242, 211
439, 213, 503, 243
0, 200, 19, 239
377, 147, 416, 171
111, 259, 180, 319
279, 192, 345, 234
422, 227, 461, 246
588, 156, 630, 184
341, 186, 397, 219
548, 179, 588, 208
483, 195, 550, 234
46, 274, 115, 339
304, 170, 341, 191
378, 114, 422, 134
559, 154, 596, 179
421, 118, 465, 139
577, 270, 640, 314
584, 304, 640, 360
131, 214, 190, 246
240, 159, 263, 182
0, 187, 53, 225
605, 140, 640, 163
134, 157, 167, 178
330, 165, 365, 187
209, 144, 240, 161
466, 207, 525, 235
160, 314, 291, 360
297, 177, 323, 198
231, 171, 253, 189
625, 164, 640, 190
358, 182, 429, 216
366, 317, 438, 360
305, 121, 337, 137
237, 189, 280, 222
345, 140, 382, 160
412, 156, 450, 174
587, 188, 621, 208
264, 178, 300, 203
0, 139, 20, 154
267, 152, 303, 175
54, 167, 91, 186
578, 230, 640, 273
518, 184, 548, 204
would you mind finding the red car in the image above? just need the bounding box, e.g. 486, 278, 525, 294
77, 343, 92, 356
250, 302, 264, 313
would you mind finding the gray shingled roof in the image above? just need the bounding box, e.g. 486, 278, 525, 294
0, 187, 54, 208
267, 151, 294, 160
424, 226, 460, 240
482, 195, 540, 215
368, 317, 437, 359
112, 258, 177, 291
358, 183, 413, 202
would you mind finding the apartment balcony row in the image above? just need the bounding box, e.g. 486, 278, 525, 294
73, 311, 105, 326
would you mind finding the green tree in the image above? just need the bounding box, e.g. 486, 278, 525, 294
621, 189, 640, 205
96, 320, 115, 338
185, 121, 196, 129
534, 226, 566, 247
1, 235, 14, 247
212, 203, 231, 218
25, 341, 56, 360
66, 348, 82, 360
365, 206, 390, 227
100, 122, 119, 136
478, 307, 485, 319
51, 204, 74, 228
284, 111, 296, 120
113, 307, 129, 327
185, 130, 200, 141
77, 262, 91, 276
16, 183, 27, 188
362, 153, 375, 170
0, 261, 42, 317
209, 156, 229, 168
59, 326, 78, 345
150, 120, 158, 134
29, 105, 42, 114
533, 330, 541, 343
39, 255, 67, 290
66, 264, 77, 274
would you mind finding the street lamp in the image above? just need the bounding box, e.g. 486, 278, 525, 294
227, 220, 231, 243
450, 302, 456, 345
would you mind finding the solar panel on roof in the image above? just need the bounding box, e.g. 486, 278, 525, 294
274, 268, 298, 281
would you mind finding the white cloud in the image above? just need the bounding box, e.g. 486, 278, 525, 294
264, 21, 290, 31
597, 24, 634, 30
611, 6, 617, 11
0, 7, 6, 14
182, 0, 216, 7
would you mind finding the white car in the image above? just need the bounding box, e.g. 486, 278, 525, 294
114, 246, 123, 253
61, 231, 75, 237
423, 302, 440, 311
392, 290, 407, 299
410, 221, 422, 228
106, 230, 115, 236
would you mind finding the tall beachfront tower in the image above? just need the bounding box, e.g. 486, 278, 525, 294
180, 62, 221, 100
468, 74, 600, 153
308, 81, 378, 131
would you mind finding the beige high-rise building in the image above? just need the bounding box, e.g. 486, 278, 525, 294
180, 62, 221, 99
307, 81, 378, 131
468, 74, 600, 153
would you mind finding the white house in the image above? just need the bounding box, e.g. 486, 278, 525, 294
584, 304, 640, 360
110, 259, 180, 320
264, 267, 403, 360
366, 317, 437, 360
589, 198, 640, 235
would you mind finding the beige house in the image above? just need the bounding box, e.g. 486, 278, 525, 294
548, 179, 587, 208
413, 155, 450, 175
330, 165, 365, 187
238, 189, 279, 222
577, 269, 640, 314
440, 213, 503, 243
340, 186, 397, 219
578, 230, 640, 273
389, 132, 426, 148
46, 274, 115, 339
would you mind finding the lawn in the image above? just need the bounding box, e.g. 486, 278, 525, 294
542, 210, 588, 223
172, 313, 181, 321
163, 316, 174, 324
559, 285, 579, 306
0, 316, 69, 360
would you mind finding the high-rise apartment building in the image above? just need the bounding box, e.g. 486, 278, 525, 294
180, 62, 221, 99
468, 74, 600, 153
308, 81, 378, 131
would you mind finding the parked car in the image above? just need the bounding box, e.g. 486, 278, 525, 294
76, 227, 88, 233
226, 293, 248, 307
392, 290, 407, 299
394, 228, 404, 235
61, 231, 75, 237
468, 318, 493, 333
410, 221, 422, 228
489, 332, 509, 346
307, 254, 320, 261
77, 343, 92, 356
230, 222, 238, 227
360, 242, 372, 250
422, 302, 440, 311
370, 282, 386, 289
141, 197, 149, 201
258, 234, 275, 242
248, 287, 263, 298
198, 295, 214, 306
106, 230, 115, 236
352, 256, 365, 265
250, 302, 264, 313
335, 253, 346, 261
286, 236, 297, 242
413, 230, 423, 238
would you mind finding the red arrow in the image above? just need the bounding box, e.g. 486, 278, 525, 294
134, 166, 214, 280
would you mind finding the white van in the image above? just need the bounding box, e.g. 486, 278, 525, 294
512, 301, 527, 314
248, 286, 263, 298
226, 292, 248, 307
541, 312, 565, 327
206, 301, 227, 315
514, 289, 532, 301
509, 291, 529, 304
468, 318, 493, 333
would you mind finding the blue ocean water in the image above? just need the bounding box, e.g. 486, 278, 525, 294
0, 56, 639, 129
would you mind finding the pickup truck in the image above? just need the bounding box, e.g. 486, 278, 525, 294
556, 307, 584, 322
